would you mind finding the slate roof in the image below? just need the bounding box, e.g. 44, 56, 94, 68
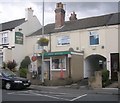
29, 12, 119, 36
0, 18, 25, 31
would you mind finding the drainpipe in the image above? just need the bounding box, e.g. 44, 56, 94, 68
49, 33, 51, 80
68, 54, 72, 78
49, 33, 51, 52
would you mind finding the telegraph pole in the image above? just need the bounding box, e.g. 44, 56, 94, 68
41, 0, 44, 83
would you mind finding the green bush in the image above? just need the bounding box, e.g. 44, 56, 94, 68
102, 69, 111, 87
102, 69, 109, 82
19, 68, 28, 78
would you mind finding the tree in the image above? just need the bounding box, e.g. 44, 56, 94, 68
20, 56, 31, 69
19, 56, 31, 78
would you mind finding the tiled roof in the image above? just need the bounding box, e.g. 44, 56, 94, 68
0, 18, 25, 31
29, 12, 119, 36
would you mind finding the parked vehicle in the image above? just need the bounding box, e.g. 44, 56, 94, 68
0, 68, 31, 90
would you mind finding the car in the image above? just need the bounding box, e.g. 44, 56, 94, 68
0, 68, 31, 90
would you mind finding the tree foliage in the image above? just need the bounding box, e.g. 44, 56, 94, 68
20, 56, 31, 69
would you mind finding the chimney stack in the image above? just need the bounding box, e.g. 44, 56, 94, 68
69, 11, 77, 21
25, 7, 33, 21
55, 2, 65, 29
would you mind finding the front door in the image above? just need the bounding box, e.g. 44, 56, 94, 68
44, 61, 50, 80
111, 53, 119, 81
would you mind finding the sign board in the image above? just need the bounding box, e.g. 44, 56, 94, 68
39, 51, 71, 57
15, 32, 23, 44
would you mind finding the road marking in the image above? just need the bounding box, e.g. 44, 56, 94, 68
31, 92, 70, 101
39, 91, 69, 95
7, 90, 32, 94
70, 94, 87, 101
7, 90, 69, 95
102, 88, 118, 90
7, 90, 88, 101
7, 92, 15, 94
31, 85, 61, 89
7, 90, 70, 101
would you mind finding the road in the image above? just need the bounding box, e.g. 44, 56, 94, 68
1, 86, 119, 103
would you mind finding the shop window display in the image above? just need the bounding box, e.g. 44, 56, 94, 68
52, 58, 66, 70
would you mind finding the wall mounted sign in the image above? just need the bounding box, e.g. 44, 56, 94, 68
15, 32, 23, 44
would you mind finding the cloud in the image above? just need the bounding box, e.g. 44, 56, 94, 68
0, 1, 119, 25
64, 2, 118, 20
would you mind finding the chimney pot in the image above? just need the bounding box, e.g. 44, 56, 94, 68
69, 11, 77, 21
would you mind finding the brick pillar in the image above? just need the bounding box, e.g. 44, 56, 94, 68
89, 71, 102, 89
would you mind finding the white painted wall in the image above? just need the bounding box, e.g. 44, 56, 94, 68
51, 30, 81, 52
105, 25, 118, 77
10, 19, 41, 68
26, 36, 40, 56
16, 16, 41, 36
0, 8, 42, 68
49, 25, 118, 78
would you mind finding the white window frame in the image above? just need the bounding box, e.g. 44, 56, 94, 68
51, 56, 66, 71
1, 32, 9, 44
89, 31, 99, 46
57, 35, 70, 46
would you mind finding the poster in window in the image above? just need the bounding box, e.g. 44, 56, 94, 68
57, 36, 70, 45
52, 58, 66, 70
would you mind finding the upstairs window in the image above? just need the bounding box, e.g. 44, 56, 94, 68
2, 32, 8, 44
37, 44, 43, 50
89, 31, 99, 45
57, 36, 70, 46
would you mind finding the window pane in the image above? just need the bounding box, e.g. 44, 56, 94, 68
89, 31, 99, 45
52, 59, 59, 69
2, 32, 8, 44
52, 58, 66, 70
90, 36, 95, 45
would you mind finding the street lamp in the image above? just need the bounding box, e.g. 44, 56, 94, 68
41, 0, 45, 83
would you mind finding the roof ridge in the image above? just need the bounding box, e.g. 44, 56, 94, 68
29, 12, 119, 37
1, 18, 25, 25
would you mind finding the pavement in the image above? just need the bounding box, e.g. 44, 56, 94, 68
29, 84, 120, 95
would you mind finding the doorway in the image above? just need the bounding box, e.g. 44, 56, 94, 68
84, 54, 106, 78
111, 53, 119, 81
44, 61, 50, 80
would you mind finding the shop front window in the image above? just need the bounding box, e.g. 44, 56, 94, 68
52, 57, 66, 70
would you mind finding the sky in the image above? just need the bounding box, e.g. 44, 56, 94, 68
0, 0, 119, 25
